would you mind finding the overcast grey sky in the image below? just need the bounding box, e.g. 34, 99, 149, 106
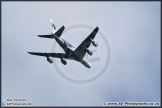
2, 1, 160, 106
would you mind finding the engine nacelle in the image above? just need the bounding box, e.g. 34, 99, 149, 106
86, 49, 93, 56
47, 57, 53, 64
92, 41, 98, 47
61, 59, 67, 65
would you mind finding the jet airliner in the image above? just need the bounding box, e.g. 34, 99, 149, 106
28, 18, 99, 68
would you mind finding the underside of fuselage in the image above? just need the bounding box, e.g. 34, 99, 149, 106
53, 35, 91, 68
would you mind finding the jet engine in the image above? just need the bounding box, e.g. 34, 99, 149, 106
86, 48, 93, 56
92, 41, 98, 47
90, 38, 98, 47
61, 59, 67, 65
47, 57, 53, 64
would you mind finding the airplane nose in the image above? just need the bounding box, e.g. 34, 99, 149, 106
87, 63, 91, 68
83, 59, 91, 68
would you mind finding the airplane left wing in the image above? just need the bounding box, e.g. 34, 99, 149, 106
28, 52, 73, 60
74, 27, 99, 58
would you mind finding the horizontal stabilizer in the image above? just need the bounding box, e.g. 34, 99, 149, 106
37, 34, 54, 38
54, 26, 65, 37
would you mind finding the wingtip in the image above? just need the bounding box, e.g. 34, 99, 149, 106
28, 52, 33, 54
96, 26, 99, 29
95, 26, 99, 30
37, 35, 42, 37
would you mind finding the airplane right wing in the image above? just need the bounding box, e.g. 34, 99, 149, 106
74, 27, 99, 59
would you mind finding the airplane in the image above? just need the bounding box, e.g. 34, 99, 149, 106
28, 18, 99, 68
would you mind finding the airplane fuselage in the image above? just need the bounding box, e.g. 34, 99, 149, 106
28, 18, 99, 68
53, 34, 91, 68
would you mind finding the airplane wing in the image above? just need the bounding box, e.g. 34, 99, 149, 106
74, 27, 99, 58
37, 26, 65, 38
28, 52, 73, 60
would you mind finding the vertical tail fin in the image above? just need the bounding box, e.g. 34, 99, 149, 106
49, 17, 57, 33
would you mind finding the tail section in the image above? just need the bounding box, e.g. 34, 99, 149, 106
50, 17, 65, 37
50, 17, 57, 34
54, 26, 65, 37
37, 18, 65, 39
37, 26, 65, 38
